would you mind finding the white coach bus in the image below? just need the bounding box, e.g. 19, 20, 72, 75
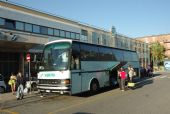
37, 39, 140, 95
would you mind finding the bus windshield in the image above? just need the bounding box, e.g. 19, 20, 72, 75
42, 42, 70, 71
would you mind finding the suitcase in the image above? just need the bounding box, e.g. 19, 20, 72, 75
127, 82, 135, 87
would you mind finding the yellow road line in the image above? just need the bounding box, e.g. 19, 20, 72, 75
0, 109, 19, 114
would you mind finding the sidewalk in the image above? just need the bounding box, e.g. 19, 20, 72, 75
0, 91, 38, 102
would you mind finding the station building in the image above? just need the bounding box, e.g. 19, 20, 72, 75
0, 1, 150, 84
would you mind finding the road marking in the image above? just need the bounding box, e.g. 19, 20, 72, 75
0, 109, 19, 114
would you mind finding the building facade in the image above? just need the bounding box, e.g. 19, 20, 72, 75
0, 1, 149, 84
136, 34, 170, 59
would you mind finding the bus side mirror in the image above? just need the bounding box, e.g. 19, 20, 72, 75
39, 66, 44, 70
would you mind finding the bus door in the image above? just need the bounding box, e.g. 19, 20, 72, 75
71, 70, 82, 94
71, 42, 82, 94
71, 54, 82, 94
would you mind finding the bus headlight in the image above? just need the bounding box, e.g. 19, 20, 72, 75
61, 79, 70, 84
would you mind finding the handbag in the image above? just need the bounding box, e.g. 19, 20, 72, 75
8, 79, 12, 85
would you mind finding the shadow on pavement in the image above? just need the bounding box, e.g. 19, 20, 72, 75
0, 93, 60, 110
131, 78, 154, 90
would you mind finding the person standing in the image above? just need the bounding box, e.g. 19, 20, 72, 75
128, 65, 134, 82
117, 68, 121, 89
16, 72, 25, 100
119, 68, 127, 91
8, 73, 16, 95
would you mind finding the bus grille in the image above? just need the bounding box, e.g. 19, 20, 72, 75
38, 79, 61, 84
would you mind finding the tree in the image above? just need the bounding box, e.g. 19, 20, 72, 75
150, 42, 165, 67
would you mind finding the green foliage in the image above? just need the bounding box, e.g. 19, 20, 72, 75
150, 42, 165, 66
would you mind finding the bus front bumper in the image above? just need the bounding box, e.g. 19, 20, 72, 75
37, 85, 70, 94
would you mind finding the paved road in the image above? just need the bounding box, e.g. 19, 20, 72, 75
0, 72, 170, 114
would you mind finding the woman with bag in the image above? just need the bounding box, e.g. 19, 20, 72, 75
8, 73, 16, 95
128, 65, 134, 82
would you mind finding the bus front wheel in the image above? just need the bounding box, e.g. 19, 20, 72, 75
90, 80, 99, 93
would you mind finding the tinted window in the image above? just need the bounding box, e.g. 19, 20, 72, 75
131, 52, 139, 61
48, 28, 54, 35
6, 19, 15, 29
112, 49, 123, 61
25, 23, 32, 32
123, 51, 132, 61
16, 21, 24, 30
99, 47, 115, 61
60, 30, 65, 37
54, 29, 60, 36
71, 32, 76, 39
80, 44, 99, 61
33, 25, 40, 33
40, 26, 48, 35
0, 18, 5, 26
76, 33, 80, 39
66, 31, 71, 38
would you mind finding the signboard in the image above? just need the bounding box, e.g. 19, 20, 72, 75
164, 60, 170, 70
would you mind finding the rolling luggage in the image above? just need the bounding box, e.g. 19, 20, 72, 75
127, 82, 135, 89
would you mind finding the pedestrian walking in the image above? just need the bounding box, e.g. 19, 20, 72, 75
119, 68, 127, 91
16, 71, 25, 100
8, 72, 16, 95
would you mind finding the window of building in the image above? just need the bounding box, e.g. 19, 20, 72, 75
15, 21, 24, 31
66, 31, 71, 38
0, 18, 5, 26
102, 34, 107, 45
76, 33, 80, 40
81, 29, 88, 42
48, 28, 54, 35
40, 26, 48, 35
60, 30, 65, 37
54, 29, 60, 36
33, 25, 40, 33
25, 23, 32, 32
5, 19, 15, 29
92, 32, 98, 44
71, 32, 76, 39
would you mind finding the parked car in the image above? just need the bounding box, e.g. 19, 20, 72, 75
0, 74, 6, 93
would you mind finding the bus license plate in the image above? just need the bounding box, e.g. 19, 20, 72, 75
46, 90, 50, 93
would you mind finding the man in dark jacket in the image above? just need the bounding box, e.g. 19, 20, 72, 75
16, 72, 25, 100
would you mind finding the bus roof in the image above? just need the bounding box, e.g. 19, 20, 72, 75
46, 39, 136, 53
46, 39, 72, 46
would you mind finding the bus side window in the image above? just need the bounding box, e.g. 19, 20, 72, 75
71, 56, 75, 69
72, 42, 80, 70
71, 55, 80, 70
75, 57, 79, 69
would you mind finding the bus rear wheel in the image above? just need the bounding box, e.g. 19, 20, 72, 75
90, 80, 99, 93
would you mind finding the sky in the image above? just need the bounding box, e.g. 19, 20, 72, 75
7, 0, 170, 38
